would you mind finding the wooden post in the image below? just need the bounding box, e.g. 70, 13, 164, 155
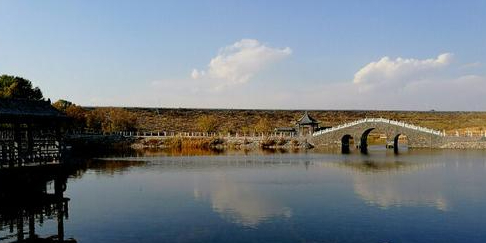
27, 124, 34, 164
55, 124, 62, 163
17, 211, 24, 241
55, 178, 63, 196
0, 142, 5, 168
57, 201, 64, 242
28, 212, 35, 239
13, 123, 21, 167
9, 219, 14, 234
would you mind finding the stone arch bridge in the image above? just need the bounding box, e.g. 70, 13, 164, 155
310, 118, 445, 152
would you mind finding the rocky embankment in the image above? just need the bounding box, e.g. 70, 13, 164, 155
440, 137, 486, 149
440, 142, 486, 149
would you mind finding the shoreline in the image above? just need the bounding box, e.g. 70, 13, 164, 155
66, 134, 486, 155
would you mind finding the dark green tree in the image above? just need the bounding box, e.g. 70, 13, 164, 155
0, 75, 43, 100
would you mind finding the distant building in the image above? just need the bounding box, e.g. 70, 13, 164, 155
296, 111, 319, 136
274, 111, 321, 137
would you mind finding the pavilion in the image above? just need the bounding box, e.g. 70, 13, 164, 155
0, 98, 67, 168
296, 111, 320, 136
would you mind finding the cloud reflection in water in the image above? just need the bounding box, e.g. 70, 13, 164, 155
193, 173, 292, 227
334, 161, 450, 211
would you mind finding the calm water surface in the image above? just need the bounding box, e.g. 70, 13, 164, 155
2, 148, 486, 242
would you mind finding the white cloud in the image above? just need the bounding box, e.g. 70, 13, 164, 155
321, 53, 485, 110
353, 53, 453, 92
91, 52, 486, 110
272, 52, 486, 110
192, 39, 292, 89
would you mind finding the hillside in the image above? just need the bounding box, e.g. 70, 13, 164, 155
110, 108, 486, 135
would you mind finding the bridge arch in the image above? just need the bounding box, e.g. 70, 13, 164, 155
341, 134, 354, 153
359, 128, 375, 153
393, 133, 409, 153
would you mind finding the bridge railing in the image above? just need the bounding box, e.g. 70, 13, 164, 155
313, 118, 445, 137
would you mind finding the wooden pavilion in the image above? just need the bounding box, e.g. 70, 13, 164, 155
0, 98, 67, 168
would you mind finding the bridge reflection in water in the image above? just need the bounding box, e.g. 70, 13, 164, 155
0, 167, 75, 243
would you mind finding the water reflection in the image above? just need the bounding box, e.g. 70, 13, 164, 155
101, 149, 461, 220
193, 173, 292, 227
83, 159, 147, 175
97, 147, 304, 160
3, 149, 486, 243
323, 153, 451, 210
0, 171, 75, 243
352, 172, 450, 210
330, 150, 486, 211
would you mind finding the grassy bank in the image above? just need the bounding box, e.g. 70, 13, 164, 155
133, 136, 310, 150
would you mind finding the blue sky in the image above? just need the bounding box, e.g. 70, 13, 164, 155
0, 1, 485, 110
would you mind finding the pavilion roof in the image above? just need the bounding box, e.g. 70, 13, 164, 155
0, 98, 66, 121
297, 111, 318, 125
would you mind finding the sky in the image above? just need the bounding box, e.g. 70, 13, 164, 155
0, 0, 485, 110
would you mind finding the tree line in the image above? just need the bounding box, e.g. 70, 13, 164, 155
52, 100, 138, 132
1, 75, 138, 132
1, 74, 277, 134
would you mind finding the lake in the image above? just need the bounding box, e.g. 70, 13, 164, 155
2, 148, 486, 243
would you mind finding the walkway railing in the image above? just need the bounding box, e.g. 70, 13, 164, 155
313, 118, 445, 137
67, 130, 297, 139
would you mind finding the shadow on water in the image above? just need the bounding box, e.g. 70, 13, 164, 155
91, 147, 226, 158
339, 159, 415, 172
0, 166, 77, 243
